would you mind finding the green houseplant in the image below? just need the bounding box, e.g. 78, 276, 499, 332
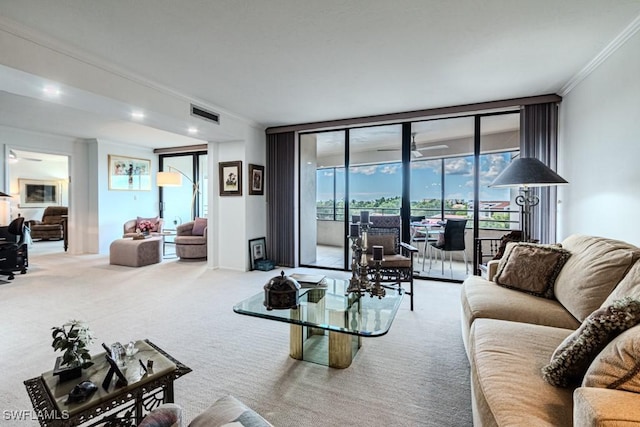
51, 320, 95, 381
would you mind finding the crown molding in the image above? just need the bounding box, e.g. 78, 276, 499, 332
560, 14, 640, 96
0, 16, 260, 129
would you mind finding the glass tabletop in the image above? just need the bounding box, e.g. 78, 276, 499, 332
233, 277, 403, 337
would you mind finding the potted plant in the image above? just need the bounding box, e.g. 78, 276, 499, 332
137, 219, 154, 235
51, 320, 95, 381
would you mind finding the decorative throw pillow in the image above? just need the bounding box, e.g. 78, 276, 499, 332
492, 230, 524, 260
139, 403, 182, 427
582, 325, 640, 393
137, 216, 160, 232
366, 235, 396, 255
191, 217, 207, 236
542, 297, 640, 387
189, 395, 272, 427
494, 242, 571, 299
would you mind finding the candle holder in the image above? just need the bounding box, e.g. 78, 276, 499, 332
346, 220, 378, 297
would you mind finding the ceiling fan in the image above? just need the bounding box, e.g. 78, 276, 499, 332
377, 133, 448, 158
9, 150, 42, 162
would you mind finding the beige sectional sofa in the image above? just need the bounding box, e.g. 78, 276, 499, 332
461, 234, 640, 426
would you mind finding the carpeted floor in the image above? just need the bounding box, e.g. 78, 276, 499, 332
0, 242, 472, 426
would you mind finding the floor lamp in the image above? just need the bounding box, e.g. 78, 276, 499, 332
157, 167, 200, 221
490, 157, 568, 242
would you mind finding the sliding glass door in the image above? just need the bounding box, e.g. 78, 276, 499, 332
159, 152, 207, 229
298, 110, 521, 282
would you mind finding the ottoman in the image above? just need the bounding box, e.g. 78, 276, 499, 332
109, 237, 162, 267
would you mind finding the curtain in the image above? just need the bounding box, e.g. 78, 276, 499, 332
520, 102, 560, 243
266, 132, 296, 267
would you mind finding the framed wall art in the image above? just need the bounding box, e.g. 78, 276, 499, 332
219, 161, 242, 196
248, 164, 264, 196
108, 155, 151, 191
248, 237, 266, 270
19, 179, 61, 208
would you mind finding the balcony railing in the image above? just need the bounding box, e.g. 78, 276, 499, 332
316, 206, 519, 231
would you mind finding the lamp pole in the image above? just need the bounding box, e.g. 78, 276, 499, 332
515, 186, 539, 243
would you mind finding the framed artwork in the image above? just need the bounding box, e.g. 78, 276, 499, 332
108, 155, 151, 191
248, 164, 264, 195
248, 237, 266, 270
19, 179, 61, 208
219, 161, 243, 196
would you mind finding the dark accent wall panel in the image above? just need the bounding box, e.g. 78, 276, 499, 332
266, 132, 296, 267
520, 102, 560, 243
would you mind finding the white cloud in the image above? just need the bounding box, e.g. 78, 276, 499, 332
445, 158, 472, 175
350, 165, 378, 175
380, 165, 400, 175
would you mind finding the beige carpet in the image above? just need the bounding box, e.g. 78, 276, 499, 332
0, 242, 472, 426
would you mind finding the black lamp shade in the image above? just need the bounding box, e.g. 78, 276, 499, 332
490, 158, 568, 188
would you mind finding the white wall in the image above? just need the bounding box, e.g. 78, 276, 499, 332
96, 139, 160, 254
558, 30, 640, 245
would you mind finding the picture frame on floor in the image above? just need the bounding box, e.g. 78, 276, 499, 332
248, 237, 266, 270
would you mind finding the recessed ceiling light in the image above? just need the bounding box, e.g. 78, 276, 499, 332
131, 111, 145, 120
187, 127, 198, 134
43, 85, 61, 97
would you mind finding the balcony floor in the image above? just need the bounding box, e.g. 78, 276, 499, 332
308, 244, 471, 282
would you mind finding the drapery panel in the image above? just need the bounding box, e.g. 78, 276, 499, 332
520, 102, 560, 244
266, 132, 296, 267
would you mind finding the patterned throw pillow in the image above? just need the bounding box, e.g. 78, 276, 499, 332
494, 242, 571, 299
366, 235, 396, 255
542, 297, 640, 387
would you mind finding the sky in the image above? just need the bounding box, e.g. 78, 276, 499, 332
317, 152, 515, 202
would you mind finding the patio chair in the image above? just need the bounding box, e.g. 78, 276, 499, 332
365, 215, 418, 310
429, 219, 469, 275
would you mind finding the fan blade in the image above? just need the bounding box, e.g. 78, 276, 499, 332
417, 144, 448, 151
412, 150, 423, 158
377, 148, 401, 152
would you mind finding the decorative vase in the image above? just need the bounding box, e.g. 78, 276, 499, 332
52, 356, 82, 382
142, 230, 150, 236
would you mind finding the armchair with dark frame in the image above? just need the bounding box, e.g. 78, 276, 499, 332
0, 216, 29, 280
27, 206, 68, 241
366, 215, 418, 311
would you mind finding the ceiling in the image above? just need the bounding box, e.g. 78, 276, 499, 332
1, 1, 639, 148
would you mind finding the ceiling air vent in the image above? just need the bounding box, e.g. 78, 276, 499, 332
190, 104, 220, 124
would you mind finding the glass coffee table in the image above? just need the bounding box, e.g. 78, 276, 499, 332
233, 277, 403, 368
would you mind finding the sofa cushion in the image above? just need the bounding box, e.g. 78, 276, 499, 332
582, 325, 640, 393
460, 276, 580, 352
542, 297, 640, 387
495, 242, 570, 299
601, 260, 640, 306
469, 319, 575, 427
554, 234, 640, 322
189, 395, 272, 427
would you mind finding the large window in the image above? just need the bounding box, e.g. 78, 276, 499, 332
300, 111, 521, 281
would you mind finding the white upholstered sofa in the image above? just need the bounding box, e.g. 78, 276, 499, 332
461, 234, 640, 426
